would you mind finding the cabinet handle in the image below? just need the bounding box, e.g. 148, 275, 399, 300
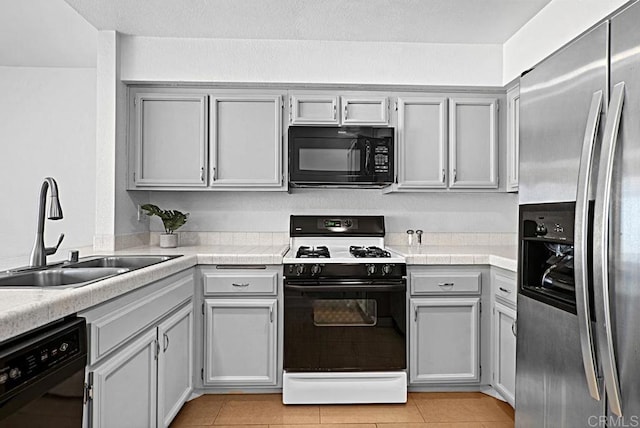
163, 333, 169, 352
438, 282, 455, 287
200, 167, 204, 182
512, 320, 517, 337
453, 169, 457, 182
269, 307, 274, 323
499, 287, 511, 294
441, 168, 446, 183
211, 167, 217, 181
333, 103, 337, 120
414, 307, 417, 322
232, 282, 250, 288
344, 104, 348, 120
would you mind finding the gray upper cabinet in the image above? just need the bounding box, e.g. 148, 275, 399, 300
449, 97, 499, 189
341, 96, 389, 125
289, 95, 339, 125
210, 95, 283, 188
133, 93, 208, 187
397, 97, 448, 188
506, 85, 520, 192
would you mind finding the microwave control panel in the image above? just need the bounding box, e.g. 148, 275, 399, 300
374, 145, 390, 173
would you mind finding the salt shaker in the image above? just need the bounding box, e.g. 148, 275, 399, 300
406, 229, 415, 246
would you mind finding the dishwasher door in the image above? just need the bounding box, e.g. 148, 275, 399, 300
0, 317, 87, 427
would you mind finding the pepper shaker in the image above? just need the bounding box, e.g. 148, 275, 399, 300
406, 229, 415, 246
416, 230, 423, 245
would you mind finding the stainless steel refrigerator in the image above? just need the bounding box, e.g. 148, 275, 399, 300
517, 0, 640, 426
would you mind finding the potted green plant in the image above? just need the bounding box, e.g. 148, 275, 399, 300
141, 204, 189, 248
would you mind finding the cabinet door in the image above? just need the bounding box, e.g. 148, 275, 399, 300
410, 298, 480, 384
91, 330, 157, 428
341, 96, 389, 125
210, 95, 283, 187
449, 97, 498, 188
157, 304, 194, 428
290, 95, 339, 125
397, 97, 448, 188
133, 93, 208, 187
204, 299, 277, 386
506, 86, 520, 192
493, 302, 516, 407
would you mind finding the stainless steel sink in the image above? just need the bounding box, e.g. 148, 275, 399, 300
64, 255, 179, 270
0, 268, 129, 288
0, 255, 181, 288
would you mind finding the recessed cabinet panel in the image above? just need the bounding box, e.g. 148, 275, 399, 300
204, 299, 277, 386
210, 96, 282, 187
449, 98, 498, 188
493, 302, 516, 406
397, 98, 448, 188
410, 298, 480, 384
341, 97, 389, 125
290, 95, 339, 124
135, 94, 207, 187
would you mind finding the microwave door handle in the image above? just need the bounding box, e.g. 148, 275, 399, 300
364, 141, 372, 175
594, 82, 625, 417
574, 90, 603, 401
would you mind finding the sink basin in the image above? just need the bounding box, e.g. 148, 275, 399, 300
0, 268, 129, 288
65, 255, 179, 270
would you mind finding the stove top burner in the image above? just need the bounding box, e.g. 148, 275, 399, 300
296, 246, 330, 258
349, 246, 391, 258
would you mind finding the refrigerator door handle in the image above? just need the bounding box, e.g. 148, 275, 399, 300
594, 81, 625, 417
574, 90, 603, 401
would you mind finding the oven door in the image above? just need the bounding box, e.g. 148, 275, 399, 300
283, 279, 406, 372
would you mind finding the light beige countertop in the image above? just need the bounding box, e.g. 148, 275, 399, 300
0, 245, 289, 343
0, 243, 517, 344
389, 245, 518, 272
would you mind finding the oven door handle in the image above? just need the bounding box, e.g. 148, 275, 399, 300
284, 282, 406, 293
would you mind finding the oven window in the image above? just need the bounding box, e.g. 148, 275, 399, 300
313, 299, 377, 326
299, 148, 361, 172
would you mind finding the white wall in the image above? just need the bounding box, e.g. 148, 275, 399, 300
0, 66, 96, 259
120, 36, 504, 87
149, 191, 518, 233
503, 0, 629, 84
0, 0, 96, 68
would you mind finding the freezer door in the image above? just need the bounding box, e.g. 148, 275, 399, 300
519, 22, 608, 205
515, 296, 605, 428
605, 0, 640, 419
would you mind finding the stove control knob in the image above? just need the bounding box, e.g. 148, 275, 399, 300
367, 264, 377, 276
382, 264, 393, 275
296, 264, 306, 275
310, 264, 322, 276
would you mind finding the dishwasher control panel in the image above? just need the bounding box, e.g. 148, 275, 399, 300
0, 318, 86, 398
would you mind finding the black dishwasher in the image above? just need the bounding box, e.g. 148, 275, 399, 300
0, 317, 87, 427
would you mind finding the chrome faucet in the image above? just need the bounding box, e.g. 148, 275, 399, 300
29, 177, 65, 267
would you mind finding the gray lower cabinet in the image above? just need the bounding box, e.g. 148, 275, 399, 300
204, 299, 277, 386
410, 297, 480, 384
493, 301, 516, 406
81, 270, 194, 427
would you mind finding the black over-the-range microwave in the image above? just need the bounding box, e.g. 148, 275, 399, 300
288, 126, 394, 187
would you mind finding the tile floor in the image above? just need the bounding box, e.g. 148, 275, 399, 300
170, 392, 515, 428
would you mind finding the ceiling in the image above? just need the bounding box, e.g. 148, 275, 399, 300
63, 0, 552, 44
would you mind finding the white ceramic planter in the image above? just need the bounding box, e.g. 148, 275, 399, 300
160, 233, 178, 248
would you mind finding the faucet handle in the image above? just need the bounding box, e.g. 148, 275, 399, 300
45, 233, 65, 256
